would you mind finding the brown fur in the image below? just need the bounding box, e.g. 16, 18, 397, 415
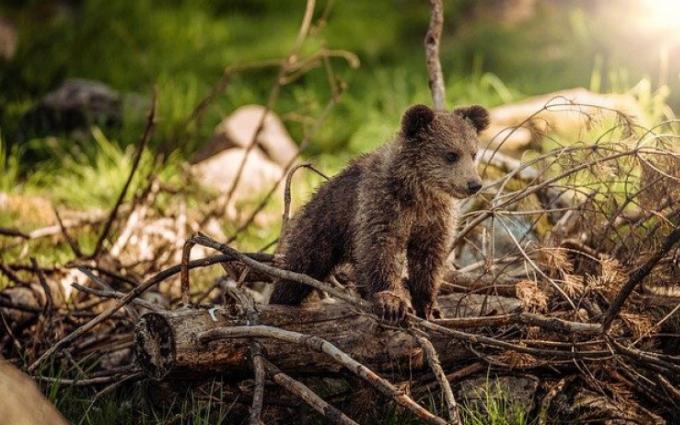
269, 104, 489, 322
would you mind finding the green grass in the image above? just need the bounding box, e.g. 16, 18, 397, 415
43, 379, 238, 425
0, 132, 21, 192
36, 371, 533, 425
460, 380, 535, 425
36, 374, 536, 425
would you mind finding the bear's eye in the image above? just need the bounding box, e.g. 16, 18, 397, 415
472, 152, 477, 161
445, 152, 459, 163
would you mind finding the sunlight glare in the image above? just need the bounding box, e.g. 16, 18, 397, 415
642, 0, 680, 31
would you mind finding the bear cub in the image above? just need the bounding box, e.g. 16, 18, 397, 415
269, 104, 489, 323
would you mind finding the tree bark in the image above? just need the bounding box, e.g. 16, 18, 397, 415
135, 293, 520, 380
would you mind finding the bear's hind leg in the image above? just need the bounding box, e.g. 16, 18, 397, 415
268, 241, 339, 305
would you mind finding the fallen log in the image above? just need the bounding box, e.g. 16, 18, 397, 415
135, 293, 521, 380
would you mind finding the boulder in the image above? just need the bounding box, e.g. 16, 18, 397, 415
192, 147, 283, 204
20, 79, 122, 138
457, 214, 538, 268
481, 88, 645, 154
194, 105, 298, 167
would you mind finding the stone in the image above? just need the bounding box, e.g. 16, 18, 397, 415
456, 214, 538, 268
192, 147, 283, 204
480, 88, 645, 154
195, 105, 298, 167
20, 79, 122, 138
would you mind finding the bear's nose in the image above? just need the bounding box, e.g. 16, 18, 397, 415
467, 181, 482, 194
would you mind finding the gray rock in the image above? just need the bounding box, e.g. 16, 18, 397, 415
195, 105, 298, 167
20, 79, 122, 138
191, 147, 284, 215
457, 214, 537, 267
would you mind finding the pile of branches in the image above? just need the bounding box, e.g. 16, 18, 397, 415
2, 1, 680, 424
2, 99, 679, 423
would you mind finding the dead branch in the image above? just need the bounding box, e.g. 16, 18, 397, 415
53, 207, 83, 257
133, 293, 512, 379
0, 226, 29, 239
433, 311, 601, 335
262, 358, 359, 425
281, 163, 329, 237
425, 0, 446, 110
70, 282, 159, 312
219, 0, 317, 217
91, 92, 157, 259
190, 233, 364, 306
180, 238, 196, 305
199, 325, 449, 425
415, 333, 461, 424
27, 252, 268, 372
249, 343, 266, 425
601, 225, 680, 333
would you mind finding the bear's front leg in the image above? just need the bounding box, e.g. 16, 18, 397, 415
354, 205, 413, 324
406, 225, 449, 320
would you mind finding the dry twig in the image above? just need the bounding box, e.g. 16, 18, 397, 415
602, 225, 680, 333
263, 358, 359, 425
91, 92, 157, 258
415, 333, 461, 424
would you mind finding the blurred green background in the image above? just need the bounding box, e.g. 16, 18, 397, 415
0, 0, 680, 200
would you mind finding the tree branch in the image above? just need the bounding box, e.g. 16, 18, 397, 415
425, 0, 446, 110
262, 358, 359, 425
91, 91, 156, 258
601, 225, 680, 333
199, 325, 448, 425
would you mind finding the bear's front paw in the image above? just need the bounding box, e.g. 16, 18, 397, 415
372, 291, 413, 324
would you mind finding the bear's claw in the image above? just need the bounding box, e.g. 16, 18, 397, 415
373, 291, 413, 324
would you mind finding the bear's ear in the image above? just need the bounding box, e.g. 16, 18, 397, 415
402, 104, 434, 139
454, 105, 490, 133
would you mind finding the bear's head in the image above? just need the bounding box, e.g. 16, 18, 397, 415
399, 104, 489, 199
